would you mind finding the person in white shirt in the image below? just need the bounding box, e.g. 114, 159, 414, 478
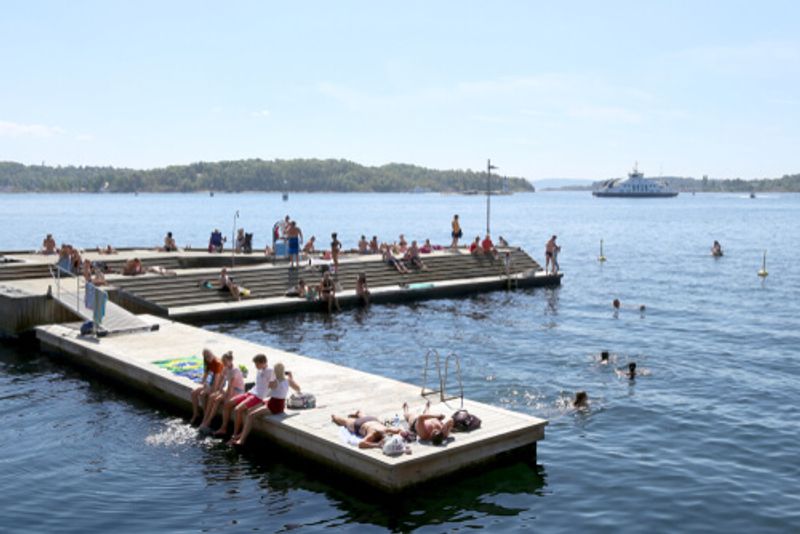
232, 363, 301, 446
213, 354, 271, 437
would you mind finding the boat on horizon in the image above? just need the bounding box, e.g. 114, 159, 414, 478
592, 164, 678, 198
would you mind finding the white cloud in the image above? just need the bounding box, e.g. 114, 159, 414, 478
0, 120, 65, 138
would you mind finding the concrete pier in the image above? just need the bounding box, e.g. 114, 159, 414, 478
1, 247, 561, 335
36, 316, 547, 493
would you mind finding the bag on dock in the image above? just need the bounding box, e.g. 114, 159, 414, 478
452, 409, 481, 432
287, 393, 316, 409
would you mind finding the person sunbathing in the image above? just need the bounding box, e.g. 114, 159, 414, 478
404, 241, 428, 270
382, 246, 409, 274
331, 410, 403, 449
41, 234, 57, 255
96, 244, 117, 255
403, 400, 454, 446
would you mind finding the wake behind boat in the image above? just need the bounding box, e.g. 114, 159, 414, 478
593, 164, 678, 198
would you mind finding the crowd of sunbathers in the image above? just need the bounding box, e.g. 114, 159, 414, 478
188, 347, 457, 452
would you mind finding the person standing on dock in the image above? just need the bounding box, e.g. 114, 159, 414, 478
451, 214, 462, 248
545, 235, 558, 273
330, 232, 342, 273
286, 221, 303, 269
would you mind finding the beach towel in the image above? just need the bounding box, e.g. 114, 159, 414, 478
153, 356, 205, 383
338, 426, 362, 447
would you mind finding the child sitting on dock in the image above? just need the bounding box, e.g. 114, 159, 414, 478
231, 363, 301, 446
190, 348, 225, 425
331, 410, 404, 449
403, 400, 454, 446
214, 354, 272, 438
199, 351, 245, 432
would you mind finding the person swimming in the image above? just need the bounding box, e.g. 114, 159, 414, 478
573, 391, 589, 408
627, 362, 637, 379
600, 351, 610, 363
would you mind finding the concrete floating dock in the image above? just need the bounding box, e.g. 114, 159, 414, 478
1, 247, 561, 335
36, 316, 547, 493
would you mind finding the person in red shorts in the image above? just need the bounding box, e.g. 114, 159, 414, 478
213, 353, 272, 437
232, 362, 302, 446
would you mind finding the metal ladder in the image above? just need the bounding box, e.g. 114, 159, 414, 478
420, 349, 464, 407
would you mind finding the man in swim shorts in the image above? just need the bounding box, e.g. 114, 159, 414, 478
331, 410, 403, 449
402, 400, 453, 446
545, 235, 557, 273
286, 220, 303, 269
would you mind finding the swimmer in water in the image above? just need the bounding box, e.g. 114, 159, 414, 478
627, 362, 637, 379
600, 351, 610, 363
613, 298, 621, 310
573, 391, 589, 408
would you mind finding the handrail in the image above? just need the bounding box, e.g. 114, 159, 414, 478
442, 352, 464, 408
421, 348, 464, 405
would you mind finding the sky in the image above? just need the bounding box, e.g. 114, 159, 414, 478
1, 1, 799, 181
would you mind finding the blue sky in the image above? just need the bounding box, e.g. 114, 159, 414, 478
1, 1, 798, 180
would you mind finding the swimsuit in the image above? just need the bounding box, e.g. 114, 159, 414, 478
288, 237, 299, 255
353, 416, 378, 436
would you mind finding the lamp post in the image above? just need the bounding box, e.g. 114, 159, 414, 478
486, 159, 498, 235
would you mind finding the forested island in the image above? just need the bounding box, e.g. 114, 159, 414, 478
0, 159, 534, 193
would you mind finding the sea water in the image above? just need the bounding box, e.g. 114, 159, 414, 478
1, 192, 798, 532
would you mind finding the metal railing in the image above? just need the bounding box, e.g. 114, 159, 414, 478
421, 348, 464, 407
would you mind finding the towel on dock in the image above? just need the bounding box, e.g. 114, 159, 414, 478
153, 356, 204, 383
338, 426, 362, 447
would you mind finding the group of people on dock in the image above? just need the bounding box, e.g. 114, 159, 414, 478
190, 349, 301, 447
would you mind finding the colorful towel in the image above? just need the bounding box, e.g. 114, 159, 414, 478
152, 356, 204, 383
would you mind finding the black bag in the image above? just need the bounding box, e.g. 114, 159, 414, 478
452, 409, 481, 432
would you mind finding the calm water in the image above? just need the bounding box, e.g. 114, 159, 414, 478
1, 192, 799, 533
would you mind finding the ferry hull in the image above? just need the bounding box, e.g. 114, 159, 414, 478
592, 191, 678, 198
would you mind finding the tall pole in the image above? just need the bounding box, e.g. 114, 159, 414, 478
486, 159, 497, 235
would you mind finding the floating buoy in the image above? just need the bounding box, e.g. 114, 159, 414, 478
758, 250, 768, 277
598, 239, 607, 262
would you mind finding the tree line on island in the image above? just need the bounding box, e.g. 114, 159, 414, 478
0, 159, 534, 193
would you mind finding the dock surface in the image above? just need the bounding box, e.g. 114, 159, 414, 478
36, 316, 547, 493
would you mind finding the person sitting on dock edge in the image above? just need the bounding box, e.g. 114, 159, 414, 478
482, 234, 499, 260
214, 354, 272, 437
319, 271, 340, 313
403, 400, 454, 446
404, 240, 428, 270
331, 410, 404, 449
382, 245, 409, 274
232, 363, 301, 446
199, 351, 245, 432
160, 231, 177, 252
469, 236, 482, 255
190, 348, 225, 425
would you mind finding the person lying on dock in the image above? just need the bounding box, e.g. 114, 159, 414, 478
82, 259, 107, 286
382, 245, 409, 274
41, 233, 57, 255
481, 234, 499, 260
331, 410, 404, 449
319, 271, 340, 313
208, 229, 225, 253
199, 351, 245, 432
96, 244, 117, 255
403, 400, 453, 446
190, 348, 225, 426
123, 258, 177, 277
231, 363, 301, 446
214, 354, 272, 437
356, 273, 370, 306
369, 235, 380, 254
404, 241, 428, 270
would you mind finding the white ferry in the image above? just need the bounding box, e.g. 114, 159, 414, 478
592, 164, 678, 198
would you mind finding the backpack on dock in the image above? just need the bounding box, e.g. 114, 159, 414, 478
452, 409, 481, 432
287, 393, 316, 409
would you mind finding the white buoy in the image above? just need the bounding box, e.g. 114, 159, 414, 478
598, 239, 607, 262
758, 250, 768, 277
